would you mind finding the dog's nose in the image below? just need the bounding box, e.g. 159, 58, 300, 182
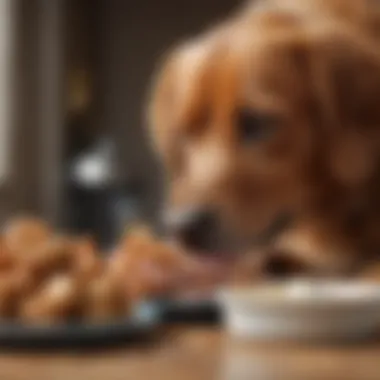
164, 208, 217, 251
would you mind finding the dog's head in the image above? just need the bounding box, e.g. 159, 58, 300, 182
148, 0, 380, 257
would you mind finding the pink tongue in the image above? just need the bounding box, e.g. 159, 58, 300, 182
135, 239, 237, 296
166, 256, 234, 298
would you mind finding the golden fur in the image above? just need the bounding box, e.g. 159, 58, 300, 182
148, 0, 380, 275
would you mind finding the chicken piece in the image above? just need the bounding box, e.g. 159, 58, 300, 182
0, 268, 35, 318
110, 252, 175, 299
3, 216, 51, 255
119, 225, 192, 267
111, 226, 168, 297
112, 225, 203, 297
0, 277, 19, 318
115, 224, 155, 261
0, 239, 16, 273
72, 236, 104, 282
83, 271, 129, 323
20, 237, 76, 281
19, 274, 79, 325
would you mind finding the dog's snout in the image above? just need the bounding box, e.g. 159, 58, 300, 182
164, 208, 217, 251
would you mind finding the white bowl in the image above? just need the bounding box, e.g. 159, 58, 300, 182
218, 279, 380, 341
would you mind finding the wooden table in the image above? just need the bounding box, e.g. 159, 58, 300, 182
0, 327, 379, 380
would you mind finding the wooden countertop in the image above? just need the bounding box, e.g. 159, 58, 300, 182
0, 327, 379, 380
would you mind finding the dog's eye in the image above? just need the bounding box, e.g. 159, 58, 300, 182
237, 109, 278, 143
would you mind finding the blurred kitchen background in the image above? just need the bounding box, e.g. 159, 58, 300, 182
1, 0, 238, 247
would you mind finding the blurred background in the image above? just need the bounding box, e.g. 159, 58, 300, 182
3, 0, 239, 248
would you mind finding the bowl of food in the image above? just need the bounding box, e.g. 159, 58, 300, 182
218, 279, 380, 342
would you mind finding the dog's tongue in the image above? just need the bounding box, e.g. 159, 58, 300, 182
154, 240, 239, 296
167, 252, 237, 299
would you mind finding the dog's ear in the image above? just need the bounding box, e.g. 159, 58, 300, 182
256, 5, 380, 186
314, 33, 380, 129
309, 30, 380, 186
147, 50, 179, 159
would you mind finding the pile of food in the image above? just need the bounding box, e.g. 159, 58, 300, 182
6, 215, 376, 326
0, 217, 212, 325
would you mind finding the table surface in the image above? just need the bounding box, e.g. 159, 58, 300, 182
0, 327, 380, 380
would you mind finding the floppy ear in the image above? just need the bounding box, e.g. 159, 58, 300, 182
147, 50, 179, 158
309, 31, 380, 186
148, 46, 197, 182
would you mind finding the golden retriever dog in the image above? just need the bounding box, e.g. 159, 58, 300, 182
148, 0, 380, 278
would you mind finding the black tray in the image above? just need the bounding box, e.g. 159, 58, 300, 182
0, 301, 160, 349
0, 297, 222, 350
158, 298, 220, 324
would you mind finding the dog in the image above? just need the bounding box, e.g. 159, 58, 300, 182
148, 0, 380, 277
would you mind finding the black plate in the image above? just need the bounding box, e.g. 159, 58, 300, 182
158, 298, 220, 324
0, 302, 160, 349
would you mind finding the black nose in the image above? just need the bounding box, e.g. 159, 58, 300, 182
164, 208, 217, 251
